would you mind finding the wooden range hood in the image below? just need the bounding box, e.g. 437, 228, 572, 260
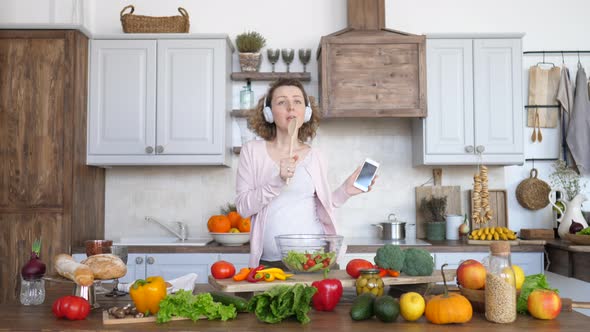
317, 0, 426, 118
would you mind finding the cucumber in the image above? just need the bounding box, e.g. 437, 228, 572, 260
373, 295, 400, 323
210, 291, 249, 312
350, 292, 376, 321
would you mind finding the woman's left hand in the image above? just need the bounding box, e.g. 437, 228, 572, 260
344, 166, 378, 196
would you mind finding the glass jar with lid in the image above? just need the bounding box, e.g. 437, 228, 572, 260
355, 269, 384, 296
485, 242, 517, 323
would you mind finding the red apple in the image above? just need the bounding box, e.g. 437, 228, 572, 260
456, 259, 486, 290
527, 289, 562, 320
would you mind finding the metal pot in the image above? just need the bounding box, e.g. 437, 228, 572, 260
372, 213, 407, 240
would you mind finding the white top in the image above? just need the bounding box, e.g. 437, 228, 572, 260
261, 154, 324, 261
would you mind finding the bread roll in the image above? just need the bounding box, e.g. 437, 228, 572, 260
54, 254, 94, 286
81, 254, 127, 280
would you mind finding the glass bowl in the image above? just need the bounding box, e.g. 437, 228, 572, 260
275, 234, 343, 273
210, 232, 250, 246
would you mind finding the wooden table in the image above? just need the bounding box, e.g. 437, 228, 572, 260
1, 282, 588, 331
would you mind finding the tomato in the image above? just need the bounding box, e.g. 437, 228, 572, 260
52, 295, 90, 320
345, 259, 374, 278
211, 260, 236, 279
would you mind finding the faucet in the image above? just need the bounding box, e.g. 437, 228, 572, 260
145, 217, 188, 241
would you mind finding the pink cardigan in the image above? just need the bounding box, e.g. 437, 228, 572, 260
235, 140, 350, 267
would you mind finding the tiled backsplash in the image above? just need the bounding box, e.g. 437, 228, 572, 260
105, 118, 504, 241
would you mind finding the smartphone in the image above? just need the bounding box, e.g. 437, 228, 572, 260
353, 158, 380, 192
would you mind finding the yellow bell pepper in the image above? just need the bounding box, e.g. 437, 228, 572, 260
129, 276, 167, 315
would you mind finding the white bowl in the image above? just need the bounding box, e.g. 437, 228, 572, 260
210, 232, 250, 246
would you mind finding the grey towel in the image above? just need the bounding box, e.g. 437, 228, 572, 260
566, 64, 590, 175
556, 65, 574, 164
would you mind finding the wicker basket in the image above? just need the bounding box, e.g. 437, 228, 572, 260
515, 168, 551, 210
120, 5, 190, 33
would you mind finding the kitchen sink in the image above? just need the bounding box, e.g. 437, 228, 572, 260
115, 236, 213, 246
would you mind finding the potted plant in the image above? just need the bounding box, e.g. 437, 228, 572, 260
420, 196, 448, 241
235, 31, 266, 72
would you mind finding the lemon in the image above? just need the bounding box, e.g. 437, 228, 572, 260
502, 265, 525, 290
399, 292, 425, 321
229, 228, 240, 233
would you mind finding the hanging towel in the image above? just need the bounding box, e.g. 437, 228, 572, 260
528, 65, 561, 127
566, 64, 590, 175
556, 64, 574, 164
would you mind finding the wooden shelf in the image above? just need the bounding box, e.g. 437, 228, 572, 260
231, 109, 250, 117
231, 72, 311, 81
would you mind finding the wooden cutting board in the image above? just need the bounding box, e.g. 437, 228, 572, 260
102, 311, 202, 325
467, 239, 547, 245
209, 269, 457, 293
469, 189, 509, 230
415, 169, 461, 239
520, 228, 555, 240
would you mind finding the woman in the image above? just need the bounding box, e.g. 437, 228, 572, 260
235, 78, 376, 268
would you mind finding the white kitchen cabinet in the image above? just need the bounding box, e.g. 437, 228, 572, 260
413, 34, 524, 165
87, 35, 233, 166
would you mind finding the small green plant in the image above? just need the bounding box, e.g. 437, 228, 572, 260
420, 196, 448, 221
549, 160, 587, 201
235, 31, 266, 53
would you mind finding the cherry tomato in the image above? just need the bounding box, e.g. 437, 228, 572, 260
210, 260, 236, 279
346, 259, 374, 278
52, 295, 90, 320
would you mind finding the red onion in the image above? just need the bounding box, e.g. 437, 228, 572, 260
21, 239, 46, 280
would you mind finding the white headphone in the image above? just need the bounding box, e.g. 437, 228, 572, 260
263, 95, 313, 124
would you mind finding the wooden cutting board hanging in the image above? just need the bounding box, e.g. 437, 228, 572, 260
515, 168, 551, 210
415, 169, 461, 239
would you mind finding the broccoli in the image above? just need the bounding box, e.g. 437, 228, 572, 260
402, 248, 434, 276
374, 244, 405, 271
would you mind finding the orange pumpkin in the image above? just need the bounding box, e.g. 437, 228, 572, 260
237, 218, 251, 233
425, 264, 473, 324
227, 211, 242, 228
207, 215, 231, 233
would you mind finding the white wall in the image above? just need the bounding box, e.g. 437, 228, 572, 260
2, 0, 589, 240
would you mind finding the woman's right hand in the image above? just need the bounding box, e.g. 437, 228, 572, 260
279, 155, 299, 182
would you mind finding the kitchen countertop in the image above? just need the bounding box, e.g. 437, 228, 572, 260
1, 283, 587, 331
545, 239, 590, 252
72, 239, 546, 254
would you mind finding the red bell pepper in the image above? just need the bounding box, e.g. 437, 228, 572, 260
246, 265, 265, 283
311, 269, 343, 311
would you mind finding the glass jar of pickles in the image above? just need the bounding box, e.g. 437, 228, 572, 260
355, 269, 384, 296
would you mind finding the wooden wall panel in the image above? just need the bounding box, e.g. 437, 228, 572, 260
0, 37, 65, 209
0, 30, 105, 303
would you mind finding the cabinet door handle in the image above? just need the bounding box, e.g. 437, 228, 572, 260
465, 145, 475, 153
147, 257, 155, 265
156, 145, 164, 154
135, 257, 144, 264
145, 146, 154, 154
476, 145, 485, 153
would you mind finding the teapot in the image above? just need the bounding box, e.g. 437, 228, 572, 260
549, 190, 589, 238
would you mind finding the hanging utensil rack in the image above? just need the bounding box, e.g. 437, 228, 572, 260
523, 50, 590, 109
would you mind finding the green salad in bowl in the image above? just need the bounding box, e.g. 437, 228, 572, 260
275, 234, 343, 273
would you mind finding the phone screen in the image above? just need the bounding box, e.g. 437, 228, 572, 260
355, 162, 378, 189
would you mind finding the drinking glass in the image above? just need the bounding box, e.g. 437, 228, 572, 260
298, 48, 312, 72
281, 48, 295, 73
105, 245, 128, 297
267, 48, 280, 73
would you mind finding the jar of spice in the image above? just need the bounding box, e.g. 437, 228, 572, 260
485, 242, 517, 323
355, 269, 384, 296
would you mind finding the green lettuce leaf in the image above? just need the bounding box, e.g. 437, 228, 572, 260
517, 274, 558, 314
247, 284, 316, 324
156, 290, 237, 323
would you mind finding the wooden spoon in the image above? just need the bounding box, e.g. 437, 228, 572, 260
286, 118, 299, 185
531, 109, 538, 142
536, 109, 543, 142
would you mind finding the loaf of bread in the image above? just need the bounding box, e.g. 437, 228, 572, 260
81, 254, 127, 280
54, 254, 94, 286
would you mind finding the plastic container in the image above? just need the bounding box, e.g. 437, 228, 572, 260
484, 242, 517, 323
20, 278, 45, 305
355, 269, 384, 296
